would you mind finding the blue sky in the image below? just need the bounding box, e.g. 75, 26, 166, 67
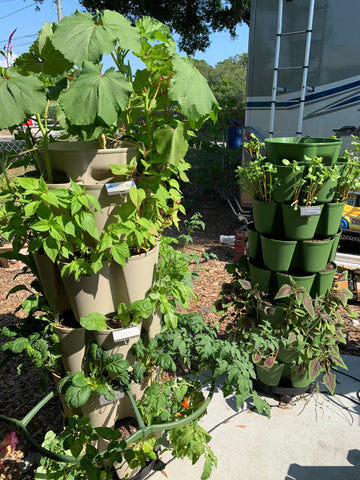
0, 0, 249, 67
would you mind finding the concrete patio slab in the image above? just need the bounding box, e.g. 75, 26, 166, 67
145, 355, 360, 480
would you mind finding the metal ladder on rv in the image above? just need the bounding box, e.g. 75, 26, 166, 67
269, 0, 316, 137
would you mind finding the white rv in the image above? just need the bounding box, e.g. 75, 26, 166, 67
245, 0, 360, 145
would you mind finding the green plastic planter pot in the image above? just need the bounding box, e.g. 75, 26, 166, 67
247, 222, 261, 261
252, 198, 280, 235
311, 262, 337, 297
249, 260, 273, 294
328, 229, 342, 262
276, 271, 316, 295
316, 202, 346, 236
258, 303, 284, 328
255, 364, 285, 387
291, 365, 318, 388
289, 242, 302, 271
315, 177, 337, 203
260, 235, 297, 272
282, 204, 323, 240
300, 237, 334, 273
264, 137, 342, 165
271, 164, 305, 203
277, 347, 298, 365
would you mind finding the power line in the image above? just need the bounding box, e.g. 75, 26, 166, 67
12, 41, 34, 48
0, 1, 37, 21
0, 34, 37, 43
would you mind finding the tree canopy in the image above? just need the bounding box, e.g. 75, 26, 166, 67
79, 0, 250, 55
195, 53, 247, 107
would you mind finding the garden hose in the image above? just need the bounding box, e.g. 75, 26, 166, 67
0, 380, 216, 464
331, 368, 360, 406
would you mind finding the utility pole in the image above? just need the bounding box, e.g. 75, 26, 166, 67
56, 0, 62, 22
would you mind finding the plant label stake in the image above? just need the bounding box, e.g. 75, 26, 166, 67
99, 390, 125, 406
106, 180, 136, 195
112, 326, 140, 342
300, 206, 322, 216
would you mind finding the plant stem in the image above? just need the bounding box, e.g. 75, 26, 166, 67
36, 111, 53, 183
143, 89, 154, 155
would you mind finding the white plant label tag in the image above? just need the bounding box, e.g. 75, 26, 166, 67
106, 180, 135, 195
112, 326, 140, 342
99, 389, 124, 406
300, 206, 322, 216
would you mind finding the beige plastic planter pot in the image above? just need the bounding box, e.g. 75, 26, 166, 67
39, 141, 139, 184
111, 242, 160, 307
60, 263, 114, 322
83, 183, 130, 232
113, 458, 141, 480
107, 376, 156, 429
52, 373, 82, 419
52, 324, 87, 374
142, 309, 163, 338
48, 182, 130, 233
33, 253, 72, 313
81, 391, 123, 429
0, 244, 27, 269
83, 378, 153, 433
94, 323, 142, 362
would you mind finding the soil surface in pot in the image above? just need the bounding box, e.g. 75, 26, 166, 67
115, 416, 139, 440
0, 186, 359, 479
322, 262, 336, 273
305, 236, 332, 242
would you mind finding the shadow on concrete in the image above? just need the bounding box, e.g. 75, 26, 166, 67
285, 449, 360, 480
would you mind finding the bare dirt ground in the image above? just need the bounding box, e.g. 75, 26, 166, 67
0, 186, 359, 479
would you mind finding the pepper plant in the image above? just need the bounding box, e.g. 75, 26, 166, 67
335, 135, 360, 202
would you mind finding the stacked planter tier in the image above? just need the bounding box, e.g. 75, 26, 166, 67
34, 148, 163, 438
247, 138, 345, 391
248, 222, 338, 299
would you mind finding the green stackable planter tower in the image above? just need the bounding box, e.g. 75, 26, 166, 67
247, 137, 344, 388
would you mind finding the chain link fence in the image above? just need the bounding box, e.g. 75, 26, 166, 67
0, 136, 30, 158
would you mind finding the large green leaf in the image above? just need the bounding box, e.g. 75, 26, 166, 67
14, 23, 72, 76
153, 122, 188, 166
51, 10, 142, 66
0, 68, 46, 129
65, 384, 91, 408
111, 242, 130, 265
129, 186, 146, 210
169, 55, 218, 122
136, 16, 174, 47
77, 210, 100, 240
80, 312, 108, 332
59, 62, 132, 127
104, 10, 142, 54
